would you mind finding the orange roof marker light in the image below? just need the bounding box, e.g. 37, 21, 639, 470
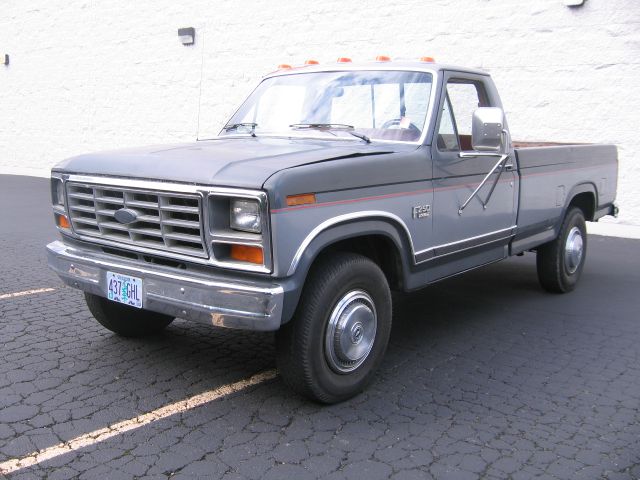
419, 56, 435, 63
336, 57, 352, 63
304, 59, 319, 65
375, 55, 391, 62
277, 64, 292, 70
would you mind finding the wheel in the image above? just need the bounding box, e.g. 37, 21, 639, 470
536, 207, 587, 293
276, 252, 392, 403
84, 292, 174, 337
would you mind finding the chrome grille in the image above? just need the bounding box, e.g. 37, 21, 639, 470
66, 182, 207, 258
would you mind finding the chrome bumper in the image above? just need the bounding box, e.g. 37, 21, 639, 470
46, 241, 284, 331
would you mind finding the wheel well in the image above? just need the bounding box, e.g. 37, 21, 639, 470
318, 235, 404, 290
568, 192, 595, 221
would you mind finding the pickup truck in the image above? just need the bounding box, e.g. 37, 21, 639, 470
47, 59, 618, 403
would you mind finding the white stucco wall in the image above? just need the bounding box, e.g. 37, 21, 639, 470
1, 0, 639, 226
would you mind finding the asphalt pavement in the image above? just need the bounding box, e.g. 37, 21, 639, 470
1, 175, 639, 479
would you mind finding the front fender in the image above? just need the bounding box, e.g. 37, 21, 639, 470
278, 215, 414, 323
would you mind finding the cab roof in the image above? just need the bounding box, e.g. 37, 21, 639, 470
263, 59, 489, 78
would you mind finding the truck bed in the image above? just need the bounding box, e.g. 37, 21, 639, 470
513, 140, 587, 148
510, 143, 618, 254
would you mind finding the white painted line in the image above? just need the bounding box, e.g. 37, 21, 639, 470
0, 369, 277, 475
0, 288, 56, 300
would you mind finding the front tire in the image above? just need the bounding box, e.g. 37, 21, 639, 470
84, 293, 174, 337
276, 253, 392, 404
536, 207, 587, 293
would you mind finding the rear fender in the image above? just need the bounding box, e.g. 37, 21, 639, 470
562, 182, 597, 223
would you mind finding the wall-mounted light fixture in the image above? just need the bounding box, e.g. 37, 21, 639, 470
178, 27, 195, 46
564, 0, 585, 6
3, 54, 8, 66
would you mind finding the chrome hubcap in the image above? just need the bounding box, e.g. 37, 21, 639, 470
325, 290, 377, 374
564, 226, 584, 274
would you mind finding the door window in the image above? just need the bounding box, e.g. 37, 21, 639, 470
436, 96, 459, 152
437, 80, 489, 151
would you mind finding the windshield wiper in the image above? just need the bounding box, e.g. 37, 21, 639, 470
290, 123, 354, 130
289, 123, 371, 143
223, 122, 258, 136
347, 130, 371, 143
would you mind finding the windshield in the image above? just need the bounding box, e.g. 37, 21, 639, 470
221, 70, 433, 143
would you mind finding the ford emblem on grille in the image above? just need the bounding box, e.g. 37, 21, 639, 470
114, 208, 138, 225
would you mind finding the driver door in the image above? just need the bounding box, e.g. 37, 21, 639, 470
429, 72, 517, 279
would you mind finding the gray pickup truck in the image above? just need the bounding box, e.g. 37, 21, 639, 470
47, 59, 618, 403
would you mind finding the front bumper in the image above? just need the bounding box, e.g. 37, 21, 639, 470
46, 240, 284, 331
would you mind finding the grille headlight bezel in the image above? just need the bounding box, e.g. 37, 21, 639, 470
51, 177, 65, 206
51, 175, 273, 274
207, 189, 271, 273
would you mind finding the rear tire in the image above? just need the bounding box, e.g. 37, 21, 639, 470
84, 293, 174, 337
536, 207, 587, 293
276, 253, 392, 404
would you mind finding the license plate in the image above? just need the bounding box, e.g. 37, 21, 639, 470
106, 271, 143, 308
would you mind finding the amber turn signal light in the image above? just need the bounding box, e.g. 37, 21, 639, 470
286, 193, 316, 207
337, 57, 352, 63
419, 56, 435, 63
56, 213, 71, 229
277, 64, 292, 70
375, 55, 391, 62
305, 59, 319, 65
230, 245, 264, 264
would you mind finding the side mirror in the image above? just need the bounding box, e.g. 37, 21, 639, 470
471, 107, 505, 152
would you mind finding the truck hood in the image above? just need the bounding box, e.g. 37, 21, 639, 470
54, 136, 408, 189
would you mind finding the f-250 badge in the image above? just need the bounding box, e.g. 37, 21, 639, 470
412, 204, 431, 219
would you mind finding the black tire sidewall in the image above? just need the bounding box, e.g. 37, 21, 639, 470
558, 208, 587, 291
297, 254, 392, 402
85, 292, 174, 337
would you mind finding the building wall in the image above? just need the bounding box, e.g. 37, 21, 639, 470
2, 0, 639, 225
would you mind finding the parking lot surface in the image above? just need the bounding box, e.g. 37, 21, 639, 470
1, 175, 639, 479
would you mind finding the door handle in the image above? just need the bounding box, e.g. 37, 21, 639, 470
504, 163, 515, 171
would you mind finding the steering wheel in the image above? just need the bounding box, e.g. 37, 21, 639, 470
381, 118, 421, 135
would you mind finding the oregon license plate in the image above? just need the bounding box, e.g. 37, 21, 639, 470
106, 271, 143, 308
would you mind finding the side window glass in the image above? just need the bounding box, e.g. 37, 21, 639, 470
437, 96, 459, 152
446, 81, 488, 151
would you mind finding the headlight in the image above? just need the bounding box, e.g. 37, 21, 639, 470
230, 199, 261, 233
51, 178, 65, 206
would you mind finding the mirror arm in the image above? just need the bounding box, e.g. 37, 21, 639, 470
457, 129, 512, 215
481, 154, 507, 209
457, 152, 510, 215
458, 151, 501, 158
480, 128, 513, 208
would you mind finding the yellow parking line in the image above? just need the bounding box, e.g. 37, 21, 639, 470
0, 288, 56, 300
0, 369, 277, 475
